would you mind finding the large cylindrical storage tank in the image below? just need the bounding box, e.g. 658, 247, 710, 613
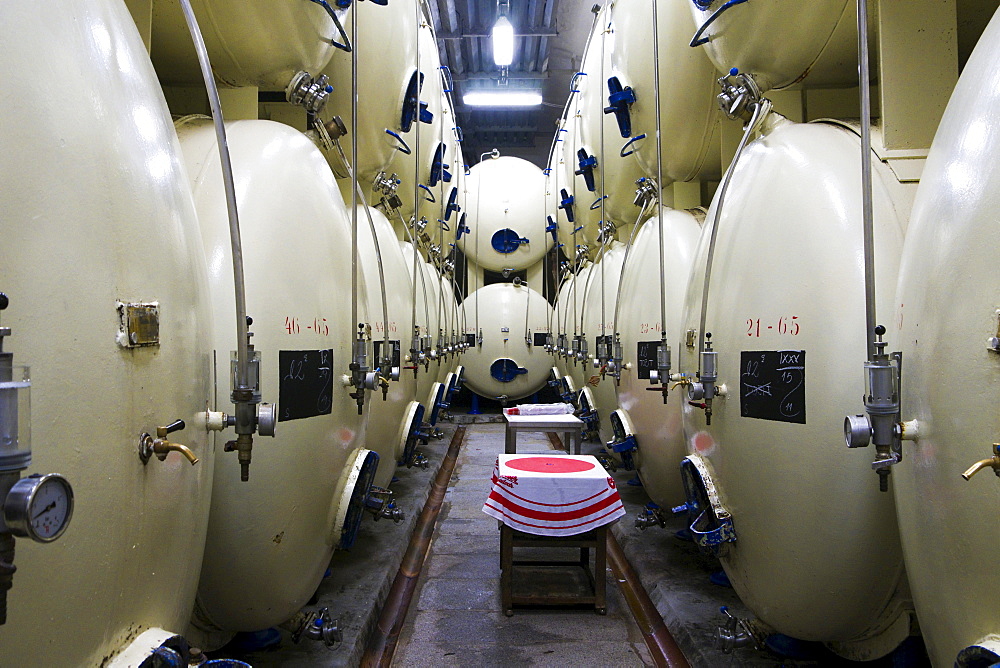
678, 117, 913, 654
889, 11, 1000, 665
578, 242, 628, 445
687, 0, 860, 91
151, 0, 340, 89
176, 118, 371, 640
459, 156, 550, 272
322, 0, 418, 186
0, 2, 215, 664
614, 208, 703, 508
576, 2, 648, 233
462, 284, 552, 402
386, 17, 446, 234
358, 206, 420, 485
612, 0, 721, 184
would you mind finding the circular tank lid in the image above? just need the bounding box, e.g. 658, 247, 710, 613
490, 358, 528, 383
491, 228, 528, 254
338, 449, 380, 550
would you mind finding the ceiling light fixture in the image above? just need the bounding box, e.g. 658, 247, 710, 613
492, 12, 514, 66
463, 91, 542, 107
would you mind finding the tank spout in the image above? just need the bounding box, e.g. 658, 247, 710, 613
961, 444, 1000, 480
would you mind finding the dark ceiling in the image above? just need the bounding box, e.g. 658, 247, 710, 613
425, 0, 595, 168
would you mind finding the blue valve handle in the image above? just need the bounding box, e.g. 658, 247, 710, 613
455, 213, 470, 240
429, 143, 450, 187
604, 76, 637, 138
559, 189, 575, 223
545, 216, 558, 242
575, 149, 598, 192
444, 186, 461, 220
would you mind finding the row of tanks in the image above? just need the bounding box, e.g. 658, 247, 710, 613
527, 1, 999, 666
0, 0, 470, 664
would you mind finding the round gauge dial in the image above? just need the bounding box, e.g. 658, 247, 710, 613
4, 473, 74, 543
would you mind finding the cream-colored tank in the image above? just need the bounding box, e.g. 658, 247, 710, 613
552, 94, 584, 245
459, 156, 550, 272
577, 2, 648, 232
462, 284, 553, 402
358, 206, 421, 484
614, 208, 703, 509
612, 0, 721, 183
177, 118, 371, 638
889, 11, 1000, 665
152, 0, 340, 89
322, 0, 418, 185
387, 17, 446, 234
0, 2, 214, 664
578, 242, 627, 445
688, 0, 860, 91
678, 117, 912, 652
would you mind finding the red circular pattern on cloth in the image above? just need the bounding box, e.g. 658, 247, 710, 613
505, 456, 596, 474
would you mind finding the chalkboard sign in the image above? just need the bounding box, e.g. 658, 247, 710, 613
278, 349, 334, 422
636, 340, 660, 380
373, 339, 401, 368
465, 333, 477, 346
739, 350, 805, 424
533, 332, 548, 347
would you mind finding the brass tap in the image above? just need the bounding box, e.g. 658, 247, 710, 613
138, 420, 199, 466
149, 438, 199, 465
961, 444, 1000, 481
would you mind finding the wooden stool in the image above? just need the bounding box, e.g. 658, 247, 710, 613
499, 524, 607, 616
504, 413, 585, 455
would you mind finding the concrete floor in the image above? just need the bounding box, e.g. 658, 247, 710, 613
211, 412, 928, 667
392, 424, 653, 667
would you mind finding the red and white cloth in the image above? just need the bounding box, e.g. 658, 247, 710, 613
482, 454, 625, 536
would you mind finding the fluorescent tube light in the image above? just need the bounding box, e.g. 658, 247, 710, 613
492, 15, 514, 66
463, 91, 543, 107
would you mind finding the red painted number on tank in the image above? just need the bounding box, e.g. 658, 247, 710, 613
746, 317, 800, 337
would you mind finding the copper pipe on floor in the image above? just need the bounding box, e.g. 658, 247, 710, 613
361, 426, 466, 668
607, 531, 690, 668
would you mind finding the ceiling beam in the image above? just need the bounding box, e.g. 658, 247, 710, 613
438, 27, 559, 39
453, 71, 549, 81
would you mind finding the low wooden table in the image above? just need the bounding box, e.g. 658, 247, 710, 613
503, 413, 584, 455
483, 454, 624, 617
500, 524, 607, 616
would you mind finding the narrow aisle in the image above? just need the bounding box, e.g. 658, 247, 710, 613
392, 423, 653, 666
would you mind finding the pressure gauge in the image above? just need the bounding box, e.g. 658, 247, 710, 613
4, 473, 74, 543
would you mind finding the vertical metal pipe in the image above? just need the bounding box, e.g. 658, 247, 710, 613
351, 0, 360, 334
177, 0, 249, 389
651, 0, 668, 340
597, 10, 608, 342
857, 0, 877, 360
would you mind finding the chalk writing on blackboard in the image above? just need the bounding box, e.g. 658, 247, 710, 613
278, 349, 334, 422
636, 340, 659, 381
373, 339, 401, 369
740, 350, 805, 424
